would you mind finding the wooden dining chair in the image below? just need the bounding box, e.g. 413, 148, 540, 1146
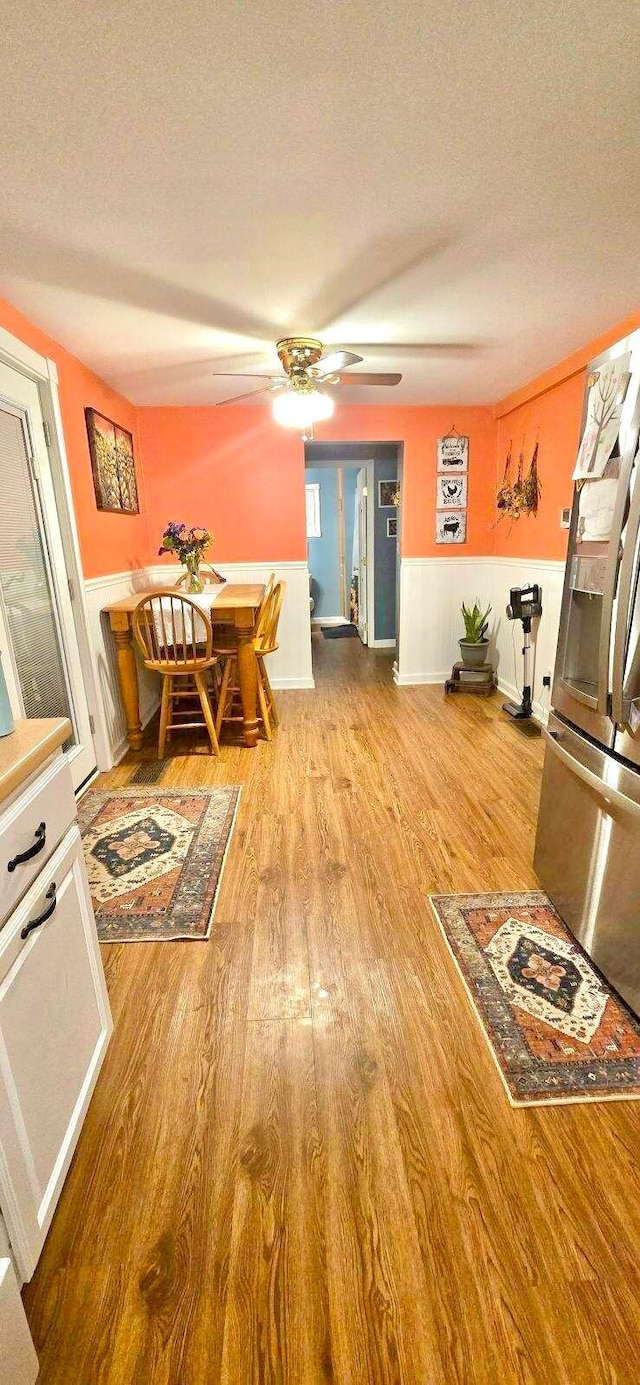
210, 571, 275, 685
215, 580, 285, 742
132, 591, 219, 756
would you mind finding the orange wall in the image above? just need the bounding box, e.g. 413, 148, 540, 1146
493, 374, 584, 559
2, 289, 639, 575
139, 407, 307, 565
0, 295, 151, 579
317, 406, 496, 558
493, 311, 640, 560
140, 403, 497, 566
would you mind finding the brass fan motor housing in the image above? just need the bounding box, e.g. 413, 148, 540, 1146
276, 337, 324, 379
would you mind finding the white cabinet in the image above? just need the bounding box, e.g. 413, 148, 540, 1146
0, 756, 112, 1282
0, 1257, 39, 1384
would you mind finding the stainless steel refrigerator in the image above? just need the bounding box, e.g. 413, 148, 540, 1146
534, 329, 640, 1016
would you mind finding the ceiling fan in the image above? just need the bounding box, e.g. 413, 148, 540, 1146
212, 336, 402, 434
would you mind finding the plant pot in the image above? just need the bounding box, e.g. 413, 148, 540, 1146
459, 638, 489, 669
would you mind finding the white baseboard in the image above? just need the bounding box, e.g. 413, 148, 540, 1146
370, 638, 397, 649
312, 616, 347, 627
270, 676, 315, 689
393, 669, 449, 686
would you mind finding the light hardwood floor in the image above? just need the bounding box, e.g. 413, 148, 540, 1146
23, 637, 640, 1383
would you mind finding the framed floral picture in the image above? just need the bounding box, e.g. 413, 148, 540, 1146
85, 408, 139, 514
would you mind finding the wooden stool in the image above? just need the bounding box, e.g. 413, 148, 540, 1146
215, 579, 284, 741
133, 591, 220, 756
445, 662, 496, 696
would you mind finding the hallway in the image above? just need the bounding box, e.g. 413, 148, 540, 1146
23, 640, 640, 1383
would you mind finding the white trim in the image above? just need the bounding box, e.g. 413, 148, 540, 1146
365, 461, 376, 645
394, 670, 450, 686
83, 557, 312, 598
311, 616, 348, 627
399, 555, 564, 572
0, 325, 103, 776
370, 638, 397, 649
267, 676, 315, 689
0, 325, 48, 380
396, 554, 564, 715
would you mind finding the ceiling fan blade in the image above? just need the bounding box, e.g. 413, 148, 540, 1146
315, 349, 363, 376
216, 384, 283, 405
347, 342, 479, 356
337, 372, 402, 386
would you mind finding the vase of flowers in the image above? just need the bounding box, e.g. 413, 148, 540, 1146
158, 522, 213, 594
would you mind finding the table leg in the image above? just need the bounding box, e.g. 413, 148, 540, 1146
235, 619, 259, 748
111, 619, 143, 751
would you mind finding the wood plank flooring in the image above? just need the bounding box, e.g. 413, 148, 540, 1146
23, 636, 640, 1383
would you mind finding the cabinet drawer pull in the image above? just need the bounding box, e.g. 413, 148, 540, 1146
21, 883, 57, 940
8, 822, 47, 873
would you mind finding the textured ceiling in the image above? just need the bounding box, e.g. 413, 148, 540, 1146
0, 1, 638, 405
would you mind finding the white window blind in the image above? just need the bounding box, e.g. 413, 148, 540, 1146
0, 405, 74, 735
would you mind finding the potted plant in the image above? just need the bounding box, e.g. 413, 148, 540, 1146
158, 522, 213, 593
459, 601, 491, 668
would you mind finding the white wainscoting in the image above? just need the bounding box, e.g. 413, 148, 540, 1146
395, 556, 565, 722
84, 561, 314, 769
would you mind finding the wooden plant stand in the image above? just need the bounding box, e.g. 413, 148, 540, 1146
445, 662, 496, 696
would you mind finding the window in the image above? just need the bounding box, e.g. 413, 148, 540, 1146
305, 482, 321, 538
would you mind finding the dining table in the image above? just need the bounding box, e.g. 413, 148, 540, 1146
103, 583, 266, 749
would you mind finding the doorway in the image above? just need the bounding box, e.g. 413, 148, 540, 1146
305, 442, 401, 656
0, 359, 96, 790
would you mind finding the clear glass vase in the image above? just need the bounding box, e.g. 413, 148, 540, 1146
184, 553, 203, 594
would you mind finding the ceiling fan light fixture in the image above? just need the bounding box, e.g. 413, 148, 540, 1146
272, 388, 334, 429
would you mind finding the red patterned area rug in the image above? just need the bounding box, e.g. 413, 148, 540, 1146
429, 891, 640, 1106
79, 786, 241, 942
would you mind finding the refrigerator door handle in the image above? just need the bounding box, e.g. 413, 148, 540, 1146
611, 460, 640, 726
543, 727, 640, 820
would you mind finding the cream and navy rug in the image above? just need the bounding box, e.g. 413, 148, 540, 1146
430, 891, 640, 1106
79, 785, 241, 942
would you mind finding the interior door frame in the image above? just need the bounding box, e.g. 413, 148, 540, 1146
0, 325, 101, 782
354, 462, 375, 645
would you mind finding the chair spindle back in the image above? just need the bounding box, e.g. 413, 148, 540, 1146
133, 591, 213, 669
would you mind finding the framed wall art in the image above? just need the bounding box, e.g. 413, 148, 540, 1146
378, 479, 399, 507
436, 510, 466, 544
85, 408, 140, 514
387, 517, 398, 538
437, 474, 467, 509
437, 432, 468, 473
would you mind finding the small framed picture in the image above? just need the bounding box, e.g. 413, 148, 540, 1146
437, 475, 467, 509
387, 517, 397, 538
435, 510, 466, 544
378, 479, 398, 507
437, 434, 468, 473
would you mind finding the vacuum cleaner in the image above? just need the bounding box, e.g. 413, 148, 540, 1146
503, 583, 542, 720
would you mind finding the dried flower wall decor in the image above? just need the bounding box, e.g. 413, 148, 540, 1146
496, 438, 541, 522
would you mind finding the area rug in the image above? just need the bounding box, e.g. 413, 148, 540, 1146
78, 785, 241, 942
429, 891, 640, 1106
322, 623, 359, 639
